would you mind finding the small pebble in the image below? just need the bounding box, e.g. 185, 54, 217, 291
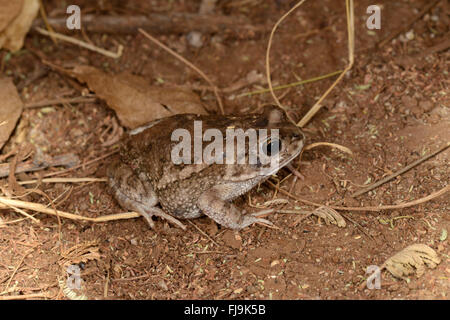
186, 31, 203, 48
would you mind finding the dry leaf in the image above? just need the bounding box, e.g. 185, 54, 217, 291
312, 206, 346, 227
58, 279, 88, 300
0, 0, 39, 52
0, 0, 23, 32
383, 244, 441, 279
71, 65, 207, 129
60, 241, 102, 267
0, 77, 24, 151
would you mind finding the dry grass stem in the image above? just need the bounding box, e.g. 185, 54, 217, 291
297, 0, 354, 127
304, 142, 353, 155
35, 27, 123, 58
138, 28, 224, 114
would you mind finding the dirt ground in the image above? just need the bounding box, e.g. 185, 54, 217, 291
0, 0, 449, 300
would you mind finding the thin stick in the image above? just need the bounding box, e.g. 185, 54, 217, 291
267, 181, 449, 212
238, 70, 343, 97
186, 220, 219, 246
352, 143, 450, 197
42, 151, 117, 178
0, 293, 49, 300
0, 216, 31, 225
304, 142, 353, 155
104, 270, 109, 298
38, 0, 57, 44
24, 96, 97, 109
378, 0, 441, 48
0, 197, 140, 222
0, 199, 40, 223
138, 28, 224, 115
0, 153, 79, 178
18, 177, 107, 186
297, 0, 354, 127
4, 250, 33, 292
266, 0, 308, 112
35, 27, 123, 59
33, 13, 262, 36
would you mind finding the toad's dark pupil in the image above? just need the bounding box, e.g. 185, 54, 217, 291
263, 139, 281, 156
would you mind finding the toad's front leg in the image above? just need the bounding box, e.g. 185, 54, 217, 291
197, 185, 273, 230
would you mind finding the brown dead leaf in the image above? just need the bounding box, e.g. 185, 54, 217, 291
71, 65, 207, 129
0, 77, 24, 151
0, 0, 23, 32
0, 0, 39, 52
383, 244, 441, 279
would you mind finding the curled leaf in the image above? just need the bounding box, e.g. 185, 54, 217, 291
0, 0, 40, 52
58, 279, 88, 300
60, 240, 101, 267
312, 206, 346, 227
383, 244, 441, 279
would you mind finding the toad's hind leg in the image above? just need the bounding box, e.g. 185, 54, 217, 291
132, 203, 186, 231
107, 161, 186, 230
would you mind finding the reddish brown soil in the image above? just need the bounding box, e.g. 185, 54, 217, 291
0, 0, 448, 299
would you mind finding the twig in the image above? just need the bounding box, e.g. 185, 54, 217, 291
138, 28, 224, 115
416, 36, 450, 57
0, 293, 49, 300
338, 212, 375, 240
17, 177, 106, 186
266, 0, 307, 124
304, 142, 353, 155
38, 0, 57, 44
24, 96, 97, 109
0, 153, 79, 178
238, 70, 343, 97
186, 220, 219, 246
352, 142, 450, 197
35, 27, 123, 59
378, 0, 441, 48
0, 216, 31, 226
104, 270, 109, 298
4, 249, 33, 292
286, 163, 305, 180
32, 14, 263, 37
297, 0, 354, 127
395, 35, 450, 66
266, 181, 449, 212
0, 199, 39, 223
0, 196, 140, 222
42, 151, 117, 178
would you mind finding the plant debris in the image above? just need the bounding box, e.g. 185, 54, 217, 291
383, 244, 441, 279
71, 65, 207, 128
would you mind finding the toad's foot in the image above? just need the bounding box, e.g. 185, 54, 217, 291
240, 215, 273, 228
139, 206, 186, 230
198, 189, 273, 230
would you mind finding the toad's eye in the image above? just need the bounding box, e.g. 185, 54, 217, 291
262, 138, 281, 157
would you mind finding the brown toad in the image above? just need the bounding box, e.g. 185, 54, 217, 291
107, 106, 304, 230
